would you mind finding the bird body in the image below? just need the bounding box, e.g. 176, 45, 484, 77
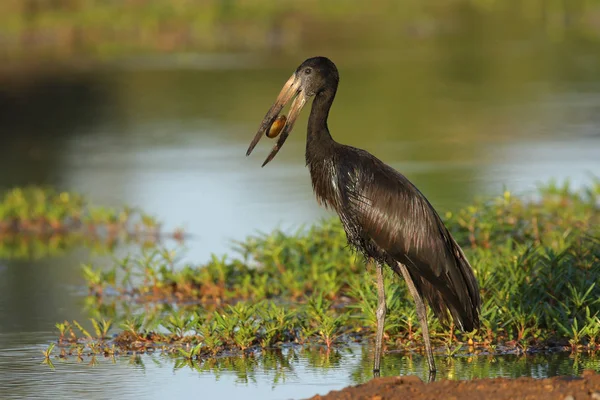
247, 56, 482, 378
308, 138, 480, 332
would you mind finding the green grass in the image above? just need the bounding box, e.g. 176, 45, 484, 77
0, 186, 184, 259
49, 179, 600, 363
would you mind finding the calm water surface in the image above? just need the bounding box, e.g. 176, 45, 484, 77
1, 35, 600, 399
2, 335, 600, 400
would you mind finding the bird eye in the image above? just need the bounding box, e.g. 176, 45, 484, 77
304, 68, 312, 75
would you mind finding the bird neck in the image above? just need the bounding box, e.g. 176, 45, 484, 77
307, 87, 336, 147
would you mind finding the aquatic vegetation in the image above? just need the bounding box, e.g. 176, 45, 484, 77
0, 186, 184, 259
53, 298, 351, 360
42, 343, 55, 359
41, 342, 56, 369
51, 180, 600, 363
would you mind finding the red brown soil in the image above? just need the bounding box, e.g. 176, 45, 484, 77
309, 370, 600, 400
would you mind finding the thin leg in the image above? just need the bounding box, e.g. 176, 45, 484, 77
397, 262, 436, 377
373, 261, 386, 376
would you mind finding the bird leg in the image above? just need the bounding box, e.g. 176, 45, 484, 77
397, 262, 437, 378
373, 261, 386, 376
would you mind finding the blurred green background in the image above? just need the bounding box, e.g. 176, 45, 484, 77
0, 0, 596, 65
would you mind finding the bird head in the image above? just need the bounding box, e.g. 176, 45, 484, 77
246, 56, 339, 167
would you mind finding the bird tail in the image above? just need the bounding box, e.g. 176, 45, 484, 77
393, 238, 481, 332
450, 240, 482, 332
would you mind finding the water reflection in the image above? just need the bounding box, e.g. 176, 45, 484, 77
1, 339, 599, 400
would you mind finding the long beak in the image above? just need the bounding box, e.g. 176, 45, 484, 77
246, 74, 308, 167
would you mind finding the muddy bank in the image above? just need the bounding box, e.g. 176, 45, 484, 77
309, 370, 600, 400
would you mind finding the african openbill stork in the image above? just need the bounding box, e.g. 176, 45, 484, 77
246, 56, 481, 378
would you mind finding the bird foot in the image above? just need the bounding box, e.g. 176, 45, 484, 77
427, 370, 437, 383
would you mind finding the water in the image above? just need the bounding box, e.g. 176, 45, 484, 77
1, 337, 600, 400
1, 19, 600, 400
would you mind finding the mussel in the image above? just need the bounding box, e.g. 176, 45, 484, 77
266, 115, 287, 138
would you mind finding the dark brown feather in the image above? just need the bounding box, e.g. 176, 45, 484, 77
298, 56, 481, 333
308, 142, 481, 331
